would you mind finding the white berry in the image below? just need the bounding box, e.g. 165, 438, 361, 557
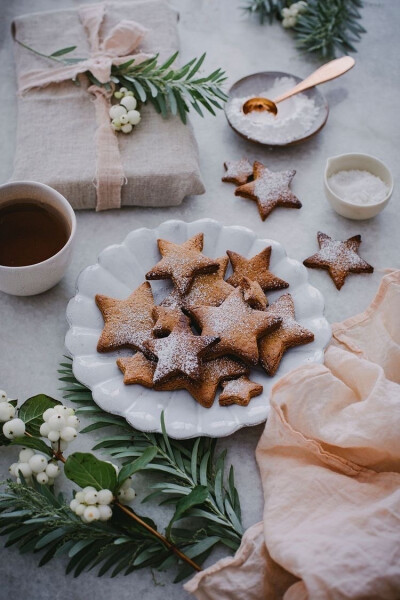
39, 422, 50, 437
125, 90, 134, 97
119, 113, 129, 125
0, 402, 16, 422
3, 418, 25, 439
66, 415, 80, 429
70, 498, 79, 511
36, 472, 49, 485
127, 110, 141, 125
48, 430, 60, 442
0, 390, 8, 402
45, 462, 60, 478
97, 489, 113, 505
83, 506, 100, 522
75, 503, 86, 516
98, 505, 113, 521
51, 440, 68, 452
28, 454, 47, 473
48, 414, 65, 431
123, 487, 136, 501
84, 490, 98, 505
120, 96, 137, 111
109, 105, 127, 120
16, 462, 32, 478
121, 123, 133, 134
19, 448, 35, 462
114, 91, 123, 99
43, 408, 55, 422
60, 426, 77, 442
75, 491, 85, 503
9, 463, 19, 476
119, 87, 128, 94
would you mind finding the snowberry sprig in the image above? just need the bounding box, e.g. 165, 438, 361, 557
9, 448, 60, 486
109, 88, 141, 134
0, 389, 25, 440
40, 404, 80, 453
70, 486, 114, 523
281, 1, 307, 28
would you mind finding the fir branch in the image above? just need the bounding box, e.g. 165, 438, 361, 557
59, 357, 243, 559
242, 0, 288, 24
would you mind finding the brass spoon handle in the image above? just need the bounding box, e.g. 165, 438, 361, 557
273, 56, 355, 104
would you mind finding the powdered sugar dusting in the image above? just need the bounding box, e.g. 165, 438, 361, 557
227, 77, 320, 144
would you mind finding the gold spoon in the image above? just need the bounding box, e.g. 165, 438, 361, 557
242, 56, 355, 115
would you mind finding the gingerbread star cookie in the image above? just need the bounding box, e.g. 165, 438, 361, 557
146, 233, 219, 295
158, 357, 249, 408
144, 320, 218, 384
235, 161, 301, 220
239, 277, 268, 310
191, 287, 281, 365
96, 282, 155, 354
227, 247, 289, 292
222, 158, 253, 185
219, 376, 263, 406
303, 232, 374, 290
117, 352, 155, 387
258, 294, 314, 376
152, 306, 190, 337
161, 256, 234, 311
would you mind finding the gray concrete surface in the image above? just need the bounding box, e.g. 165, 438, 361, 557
0, 0, 399, 598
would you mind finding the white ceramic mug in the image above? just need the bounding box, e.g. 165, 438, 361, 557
0, 181, 76, 296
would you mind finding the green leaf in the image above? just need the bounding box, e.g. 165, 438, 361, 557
10, 436, 53, 457
117, 447, 158, 488
64, 452, 118, 492
50, 45, 77, 57
18, 394, 61, 435
166, 485, 209, 539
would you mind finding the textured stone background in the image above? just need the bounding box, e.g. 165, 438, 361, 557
0, 1, 398, 598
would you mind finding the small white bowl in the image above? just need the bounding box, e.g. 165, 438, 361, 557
324, 153, 393, 220
0, 181, 76, 296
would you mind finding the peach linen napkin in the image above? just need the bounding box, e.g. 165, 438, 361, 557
185, 270, 400, 599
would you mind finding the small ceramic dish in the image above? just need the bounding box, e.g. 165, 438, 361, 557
224, 71, 329, 147
324, 153, 393, 220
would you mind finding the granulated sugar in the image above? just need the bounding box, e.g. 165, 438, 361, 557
226, 77, 320, 144
328, 170, 389, 205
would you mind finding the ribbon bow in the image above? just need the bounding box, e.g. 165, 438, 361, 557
17, 3, 152, 211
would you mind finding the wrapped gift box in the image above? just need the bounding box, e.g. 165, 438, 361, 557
12, 0, 205, 210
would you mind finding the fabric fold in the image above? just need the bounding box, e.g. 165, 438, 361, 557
185, 270, 400, 600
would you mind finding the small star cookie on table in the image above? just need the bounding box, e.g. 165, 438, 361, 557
258, 294, 314, 376
227, 247, 289, 292
96, 281, 155, 354
235, 161, 301, 220
146, 233, 219, 295
222, 158, 253, 185
303, 232, 374, 290
219, 376, 263, 406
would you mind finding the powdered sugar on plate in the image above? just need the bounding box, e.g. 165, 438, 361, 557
226, 77, 321, 145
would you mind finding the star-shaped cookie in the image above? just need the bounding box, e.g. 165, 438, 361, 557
219, 376, 263, 406
117, 352, 155, 387
96, 282, 155, 353
146, 233, 219, 295
239, 277, 268, 310
191, 287, 282, 365
226, 247, 289, 292
158, 357, 249, 408
144, 320, 218, 384
161, 256, 234, 311
235, 161, 302, 220
303, 232, 374, 290
258, 294, 314, 375
222, 158, 253, 185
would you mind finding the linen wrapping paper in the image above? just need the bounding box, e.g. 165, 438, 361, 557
11, 0, 205, 210
185, 269, 400, 600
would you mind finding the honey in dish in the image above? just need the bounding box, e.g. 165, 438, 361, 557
0, 200, 69, 267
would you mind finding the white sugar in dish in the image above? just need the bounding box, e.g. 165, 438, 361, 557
328, 170, 389, 205
226, 77, 321, 144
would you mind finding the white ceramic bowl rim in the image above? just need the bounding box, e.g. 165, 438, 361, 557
324, 153, 393, 208
0, 180, 76, 271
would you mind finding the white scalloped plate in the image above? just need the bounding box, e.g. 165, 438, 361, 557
65, 219, 331, 439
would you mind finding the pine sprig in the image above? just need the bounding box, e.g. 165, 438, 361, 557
59, 357, 243, 558
0, 479, 173, 577
242, 0, 366, 58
